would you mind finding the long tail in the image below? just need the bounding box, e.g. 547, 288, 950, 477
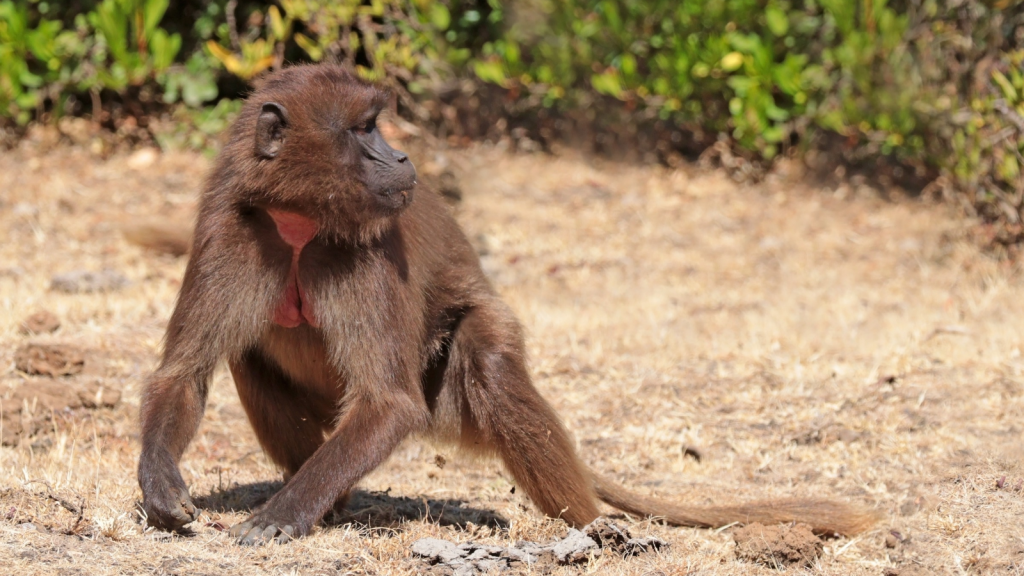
592, 473, 879, 536
121, 218, 193, 256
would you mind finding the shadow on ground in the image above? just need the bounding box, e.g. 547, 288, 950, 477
194, 483, 507, 530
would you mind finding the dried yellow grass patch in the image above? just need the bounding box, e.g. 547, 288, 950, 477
0, 142, 1022, 575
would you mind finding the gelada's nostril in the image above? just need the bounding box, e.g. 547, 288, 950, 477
393, 151, 409, 163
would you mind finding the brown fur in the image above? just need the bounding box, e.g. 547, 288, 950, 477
138, 64, 877, 544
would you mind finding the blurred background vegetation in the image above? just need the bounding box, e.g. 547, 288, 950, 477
2, 0, 1023, 253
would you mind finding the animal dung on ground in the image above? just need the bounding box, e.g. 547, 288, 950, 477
14, 343, 85, 376
732, 522, 824, 567
50, 269, 130, 293
19, 310, 61, 335
410, 517, 667, 573
583, 516, 668, 557
1, 379, 122, 446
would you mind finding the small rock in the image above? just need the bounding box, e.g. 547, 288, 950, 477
19, 311, 61, 335
14, 343, 85, 376
1, 377, 122, 444
473, 558, 500, 572
127, 147, 158, 169
457, 542, 503, 555
584, 517, 667, 557
473, 233, 501, 256
899, 496, 925, 517
437, 170, 462, 203
504, 547, 538, 563
552, 528, 599, 564
681, 445, 703, 461
409, 517, 664, 573
13, 202, 38, 217
584, 517, 630, 549
77, 381, 121, 408
51, 269, 130, 293
411, 538, 466, 564
625, 536, 668, 556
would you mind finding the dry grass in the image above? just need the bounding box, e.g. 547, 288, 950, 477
1, 137, 1023, 575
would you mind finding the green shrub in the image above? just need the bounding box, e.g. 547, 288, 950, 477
474, 0, 943, 162
0, 0, 188, 124
471, 0, 1023, 250
1, 0, 1022, 250
200, 0, 500, 86
0, 1, 90, 124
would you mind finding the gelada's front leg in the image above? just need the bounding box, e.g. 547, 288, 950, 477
138, 221, 278, 532
138, 430, 199, 530
229, 394, 425, 545
138, 367, 212, 531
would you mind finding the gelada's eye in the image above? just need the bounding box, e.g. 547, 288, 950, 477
352, 119, 375, 134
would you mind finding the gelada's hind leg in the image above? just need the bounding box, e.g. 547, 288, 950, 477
448, 301, 600, 526
229, 350, 351, 512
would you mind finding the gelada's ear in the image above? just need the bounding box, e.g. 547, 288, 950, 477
255, 102, 288, 159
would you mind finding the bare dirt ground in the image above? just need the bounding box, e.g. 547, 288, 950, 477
1, 136, 1022, 575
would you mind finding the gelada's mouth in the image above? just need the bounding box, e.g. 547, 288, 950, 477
375, 187, 414, 208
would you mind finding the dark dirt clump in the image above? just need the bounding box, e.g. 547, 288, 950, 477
14, 343, 85, 376
19, 311, 60, 335
733, 522, 824, 567
1, 379, 121, 445
50, 269, 130, 293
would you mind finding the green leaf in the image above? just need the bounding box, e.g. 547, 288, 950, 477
763, 126, 785, 143
15, 91, 38, 110
162, 72, 180, 103
721, 51, 743, 71
728, 33, 761, 54
294, 32, 323, 60
91, 0, 128, 63
142, 0, 169, 36
765, 103, 789, 121
430, 4, 450, 31
992, 71, 1018, 102
149, 29, 180, 70
620, 53, 636, 76
1000, 152, 1019, 182
765, 8, 788, 36
603, 2, 622, 35
181, 72, 217, 107
591, 69, 623, 98
727, 75, 757, 95
473, 59, 506, 86
269, 6, 287, 41
18, 69, 42, 88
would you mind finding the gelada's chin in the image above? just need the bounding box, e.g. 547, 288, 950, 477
373, 187, 415, 212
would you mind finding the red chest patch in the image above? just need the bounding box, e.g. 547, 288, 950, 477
268, 209, 319, 328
